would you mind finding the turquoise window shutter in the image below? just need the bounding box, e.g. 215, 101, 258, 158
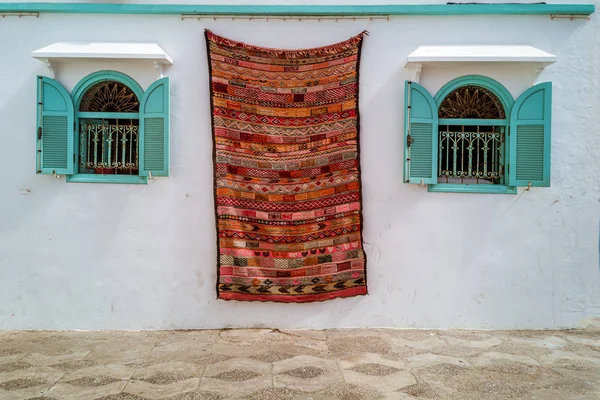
508, 82, 552, 187
404, 80, 438, 184
36, 76, 74, 175
139, 77, 170, 177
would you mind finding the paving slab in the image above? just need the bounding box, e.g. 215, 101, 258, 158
0, 328, 598, 399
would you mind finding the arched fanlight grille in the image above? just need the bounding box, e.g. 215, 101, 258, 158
439, 85, 505, 119
79, 81, 139, 112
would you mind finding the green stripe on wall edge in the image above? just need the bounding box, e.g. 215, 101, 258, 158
0, 3, 595, 16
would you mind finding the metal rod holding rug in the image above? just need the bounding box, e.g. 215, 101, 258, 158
206, 30, 368, 302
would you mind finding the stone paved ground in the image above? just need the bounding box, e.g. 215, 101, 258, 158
0, 328, 599, 399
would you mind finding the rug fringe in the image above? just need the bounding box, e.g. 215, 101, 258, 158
205, 29, 367, 58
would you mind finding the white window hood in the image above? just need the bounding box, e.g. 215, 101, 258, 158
405, 45, 557, 82
32, 42, 173, 78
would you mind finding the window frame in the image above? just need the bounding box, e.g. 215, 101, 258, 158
428, 75, 517, 194
67, 71, 147, 184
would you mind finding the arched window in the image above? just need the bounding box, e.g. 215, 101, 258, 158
403, 76, 551, 193
36, 71, 170, 183
437, 84, 508, 185
78, 80, 141, 175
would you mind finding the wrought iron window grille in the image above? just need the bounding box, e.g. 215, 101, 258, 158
78, 81, 140, 175
438, 126, 505, 184
79, 122, 139, 174
437, 85, 508, 185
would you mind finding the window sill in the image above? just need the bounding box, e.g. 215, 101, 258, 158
66, 174, 148, 184
428, 183, 517, 194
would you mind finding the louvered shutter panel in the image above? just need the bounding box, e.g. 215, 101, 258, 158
404, 81, 438, 184
508, 82, 552, 187
139, 77, 170, 177
37, 76, 74, 175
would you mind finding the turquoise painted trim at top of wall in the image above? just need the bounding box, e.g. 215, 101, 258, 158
0, 3, 595, 16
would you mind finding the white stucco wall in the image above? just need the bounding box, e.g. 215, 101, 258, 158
0, 1, 599, 330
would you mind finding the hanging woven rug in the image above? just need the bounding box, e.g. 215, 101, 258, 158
206, 30, 368, 302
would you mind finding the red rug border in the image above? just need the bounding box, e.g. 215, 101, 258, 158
218, 286, 367, 303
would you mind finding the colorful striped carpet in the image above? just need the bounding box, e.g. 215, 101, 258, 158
206, 30, 368, 302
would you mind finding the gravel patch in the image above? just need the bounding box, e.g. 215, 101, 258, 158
125, 358, 159, 368
400, 382, 441, 399
502, 330, 560, 338
548, 377, 598, 394
31, 335, 71, 345
319, 383, 380, 400
246, 388, 305, 400
481, 362, 542, 375
445, 367, 558, 399
459, 378, 538, 398
0, 378, 47, 390
139, 372, 195, 385
431, 345, 482, 358
67, 375, 122, 387
37, 347, 74, 356
97, 395, 147, 400
168, 391, 223, 400
0, 348, 22, 357
419, 362, 471, 377
51, 359, 96, 371
124, 355, 186, 369
489, 341, 551, 358
0, 361, 32, 373
251, 351, 294, 363
562, 342, 600, 356
187, 354, 232, 366
350, 363, 400, 376
281, 366, 325, 379
551, 359, 599, 372
211, 369, 260, 382
143, 331, 171, 340
328, 336, 393, 357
